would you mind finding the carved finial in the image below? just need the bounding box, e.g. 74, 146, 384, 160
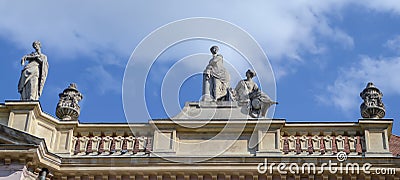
56, 83, 83, 120
360, 82, 385, 118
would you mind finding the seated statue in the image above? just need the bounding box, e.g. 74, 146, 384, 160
235, 69, 277, 117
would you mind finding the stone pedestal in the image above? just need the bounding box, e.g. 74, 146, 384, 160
172, 101, 255, 120
151, 102, 284, 159
359, 119, 393, 157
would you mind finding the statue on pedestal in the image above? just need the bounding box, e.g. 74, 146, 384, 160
202, 46, 231, 101
235, 69, 277, 118
18, 41, 49, 100
196, 46, 276, 118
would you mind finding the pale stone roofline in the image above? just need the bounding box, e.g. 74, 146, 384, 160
0, 101, 395, 157
1, 101, 399, 179
1, 124, 399, 179
0, 101, 152, 155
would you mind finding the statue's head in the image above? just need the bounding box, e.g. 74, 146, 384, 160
246, 69, 256, 78
32, 40, 41, 50
210, 46, 219, 55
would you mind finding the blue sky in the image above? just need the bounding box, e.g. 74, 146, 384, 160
0, 1, 399, 134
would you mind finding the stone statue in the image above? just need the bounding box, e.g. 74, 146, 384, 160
18, 41, 49, 100
235, 69, 258, 102
202, 46, 231, 101
38, 168, 49, 180
360, 82, 385, 118
235, 69, 277, 118
56, 83, 83, 121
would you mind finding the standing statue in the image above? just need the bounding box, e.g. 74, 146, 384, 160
18, 41, 49, 100
202, 46, 231, 101
235, 69, 277, 118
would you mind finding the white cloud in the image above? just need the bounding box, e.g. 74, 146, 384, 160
85, 65, 120, 94
385, 35, 400, 52
361, 0, 400, 14
0, 1, 354, 72
229, 0, 354, 63
318, 56, 400, 114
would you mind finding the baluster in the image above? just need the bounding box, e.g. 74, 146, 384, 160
72, 136, 79, 155
78, 136, 89, 155
324, 135, 332, 154
283, 136, 289, 154
348, 136, 356, 155
138, 136, 146, 152
336, 135, 344, 152
145, 137, 152, 154
101, 136, 113, 155
125, 136, 135, 155
133, 137, 140, 154
90, 136, 102, 155
279, 136, 284, 151
114, 136, 124, 155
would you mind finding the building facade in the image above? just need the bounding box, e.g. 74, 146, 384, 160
0, 100, 399, 180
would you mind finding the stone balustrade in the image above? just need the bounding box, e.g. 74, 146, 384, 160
72, 133, 152, 156
280, 134, 365, 155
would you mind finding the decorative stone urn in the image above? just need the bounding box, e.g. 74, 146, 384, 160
360, 82, 385, 118
56, 83, 83, 120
